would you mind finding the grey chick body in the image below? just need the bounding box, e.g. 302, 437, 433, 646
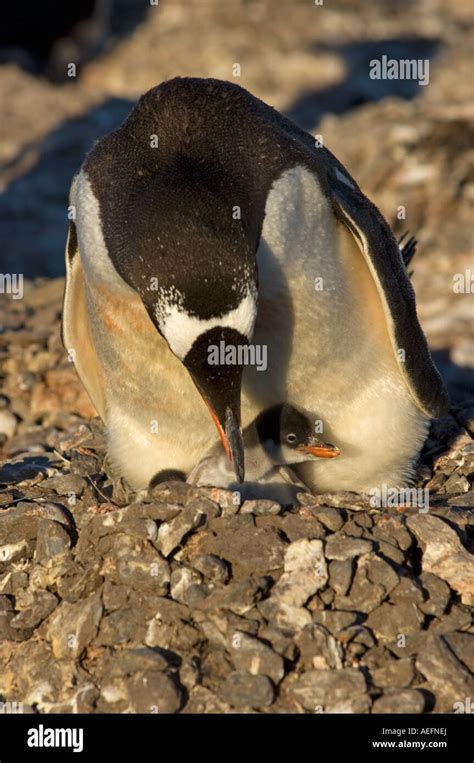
187, 403, 340, 503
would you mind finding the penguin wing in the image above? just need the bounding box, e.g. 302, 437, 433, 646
326, 176, 448, 418
61, 221, 107, 420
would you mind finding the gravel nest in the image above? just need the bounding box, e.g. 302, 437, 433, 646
0, 282, 473, 715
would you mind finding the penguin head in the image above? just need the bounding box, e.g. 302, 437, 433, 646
180, 325, 256, 484
255, 404, 341, 464
280, 404, 341, 463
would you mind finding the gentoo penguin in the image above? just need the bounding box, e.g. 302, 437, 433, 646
62, 77, 448, 493
187, 403, 340, 500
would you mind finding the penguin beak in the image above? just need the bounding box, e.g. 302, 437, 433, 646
297, 439, 341, 459
203, 398, 245, 483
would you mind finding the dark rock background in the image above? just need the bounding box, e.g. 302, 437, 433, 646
0, 0, 472, 714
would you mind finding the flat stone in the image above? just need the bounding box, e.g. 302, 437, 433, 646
46, 591, 103, 659
271, 539, 327, 607
407, 514, 474, 605
366, 602, 424, 642
325, 534, 373, 561
419, 573, 451, 616
194, 576, 270, 616
34, 519, 71, 562
256, 512, 326, 542
116, 647, 169, 675
190, 554, 229, 584
372, 689, 425, 714
198, 522, 285, 579
291, 668, 367, 710
240, 499, 281, 516
295, 624, 343, 670
416, 635, 474, 712
443, 632, 474, 672
183, 685, 233, 714
298, 504, 344, 532
312, 610, 358, 634
127, 671, 182, 713
334, 556, 386, 614
371, 658, 414, 689
0, 595, 32, 642
156, 505, 205, 557
170, 567, 202, 603
365, 554, 399, 594
10, 591, 58, 630
326, 695, 372, 713
328, 559, 354, 596
257, 599, 312, 632
389, 578, 425, 606
40, 472, 86, 497
442, 473, 469, 494
220, 671, 274, 708
228, 631, 285, 684
94, 607, 146, 646
448, 492, 474, 507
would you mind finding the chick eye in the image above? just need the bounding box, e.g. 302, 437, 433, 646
286, 433, 297, 443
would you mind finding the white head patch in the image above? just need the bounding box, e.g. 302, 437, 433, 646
155, 289, 257, 360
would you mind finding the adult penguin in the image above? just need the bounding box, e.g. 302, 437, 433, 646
62, 77, 448, 493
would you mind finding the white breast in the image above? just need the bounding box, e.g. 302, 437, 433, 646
241, 165, 429, 492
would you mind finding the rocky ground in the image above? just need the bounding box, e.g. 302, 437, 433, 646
0, 0, 473, 714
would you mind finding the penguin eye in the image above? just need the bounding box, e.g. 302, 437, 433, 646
286, 433, 297, 444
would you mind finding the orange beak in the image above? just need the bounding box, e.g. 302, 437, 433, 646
204, 399, 232, 460
297, 442, 341, 459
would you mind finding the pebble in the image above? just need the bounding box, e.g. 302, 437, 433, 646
156, 505, 205, 557
127, 672, 182, 714
407, 514, 474, 605
229, 631, 285, 684
190, 554, 229, 584
372, 689, 425, 714
240, 499, 281, 515
291, 668, 367, 710
220, 671, 274, 709
365, 602, 424, 642
46, 591, 103, 659
325, 534, 373, 560
328, 559, 354, 596
419, 573, 451, 616
416, 635, 474, 712
371, 658, 415, 689
295, 624, 343, 670
271, 539, 328, 607
9, 591, 58, 630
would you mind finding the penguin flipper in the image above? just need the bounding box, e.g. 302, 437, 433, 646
329, 184, 448, 418
61, 221, 107, 420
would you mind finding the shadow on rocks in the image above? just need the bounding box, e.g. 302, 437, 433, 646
286, 37, 441, 130
0, 98, 135, 277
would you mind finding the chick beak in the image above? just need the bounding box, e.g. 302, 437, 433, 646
297, 438, 341, 459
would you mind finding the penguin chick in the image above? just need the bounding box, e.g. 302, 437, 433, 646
187, 403, 340, 497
